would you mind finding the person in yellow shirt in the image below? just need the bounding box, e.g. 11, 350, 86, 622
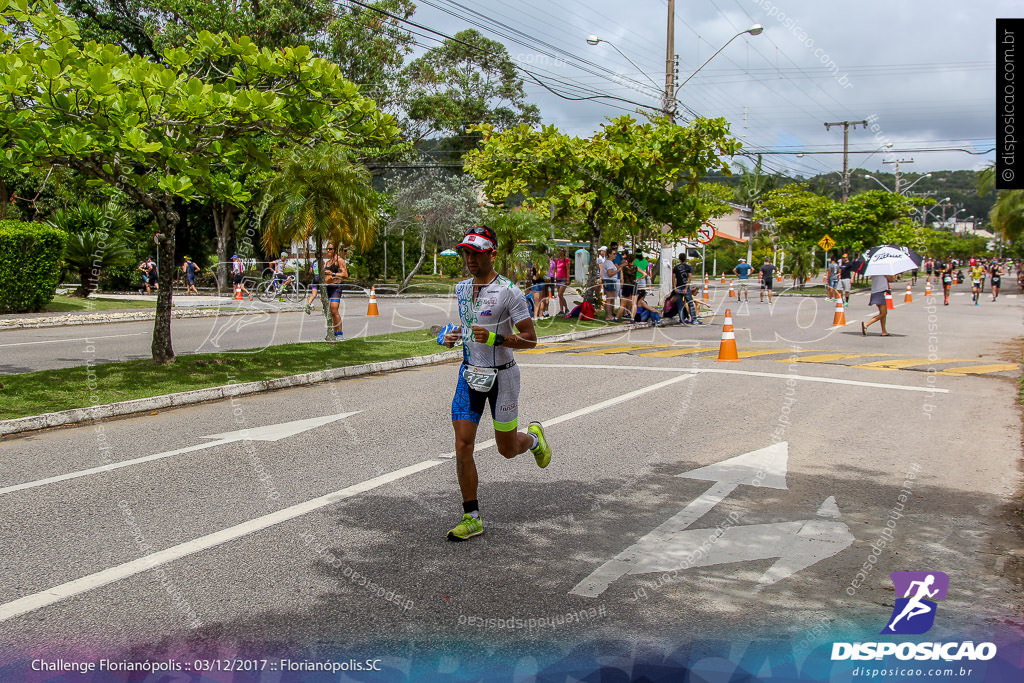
970, 264, 986, 305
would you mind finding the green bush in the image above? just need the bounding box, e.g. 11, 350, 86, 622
439, 254, 463, 278
0, 220, 68, 313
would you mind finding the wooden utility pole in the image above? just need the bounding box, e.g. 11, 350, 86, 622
664, 0, 676, 119
882, 158, 914, 195
824, 120, 867, 201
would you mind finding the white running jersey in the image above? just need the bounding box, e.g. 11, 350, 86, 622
455, 274, 530, 367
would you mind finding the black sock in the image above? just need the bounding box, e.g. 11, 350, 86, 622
463, 500, 479, 515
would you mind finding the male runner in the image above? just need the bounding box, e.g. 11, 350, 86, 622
181, 256, 200, 296
442, 225, 552, 541
970, 261, 985, 305
991, 261, 1002, 301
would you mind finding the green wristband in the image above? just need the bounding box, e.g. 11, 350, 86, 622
486, 331, 496, 346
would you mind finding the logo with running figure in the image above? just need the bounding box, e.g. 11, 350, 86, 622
882, 571, 949, 635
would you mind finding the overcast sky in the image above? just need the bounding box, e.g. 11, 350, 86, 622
406, 0, 1010, 179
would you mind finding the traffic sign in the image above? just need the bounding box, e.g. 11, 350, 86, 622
818, 234, 836, 250
697, 223, 716, 244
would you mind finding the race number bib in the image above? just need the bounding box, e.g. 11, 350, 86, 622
463, 365, 497, 392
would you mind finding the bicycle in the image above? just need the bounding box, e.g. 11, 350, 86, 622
255, 275, 305, 303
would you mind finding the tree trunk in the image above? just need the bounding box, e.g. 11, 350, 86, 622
77, 265, 96, 298
214, 204, 236, 295
0, 178, 7, 221
315, 236, 332, 342
400, 228, 428, 293
151, 196, 178, 363
583, 204, 603, 305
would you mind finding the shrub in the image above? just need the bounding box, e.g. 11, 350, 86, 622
0, 220, 68, 312
439, 254, 463, 278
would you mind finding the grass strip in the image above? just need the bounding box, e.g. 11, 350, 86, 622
45, 295, 157, 312
0, 316, 619, 420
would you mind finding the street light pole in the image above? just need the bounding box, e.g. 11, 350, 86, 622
665, 0, 676, 119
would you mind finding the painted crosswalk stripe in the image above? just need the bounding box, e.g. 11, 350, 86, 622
519, 343, 602, 354
637, 347, 716, 358
736, 348, 824, 359
787, 353, 894, 363
849, 358, 972, 371
939, 363, 1019, 376
573, 344, 670, 356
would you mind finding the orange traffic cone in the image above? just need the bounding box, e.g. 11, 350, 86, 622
703, 286, 710, 303
885, 290, 894, 310
925, 281, 933, 297
367, 285, 380, 316
776, 273, 783, 283
904, 282, 913, 303
728, 281, 736, 298
704, 274, 710, 288
234, 284, 243, 301
717, 308, 739, 362
720, 273, 726, 284
832, 299, 846, 327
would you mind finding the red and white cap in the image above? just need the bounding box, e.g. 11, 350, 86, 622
456, 226, 498, 252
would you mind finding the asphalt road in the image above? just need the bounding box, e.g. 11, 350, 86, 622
0, 281, 1022, 680
0, 298, 462, 374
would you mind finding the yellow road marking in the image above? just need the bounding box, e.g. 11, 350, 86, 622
850, 358, 972, 371
573, 344, 671, 356
787, 353, 894, 363
520, 343, 602, 355
637, 347, 716, 358
939, 364, 1019, 376
735, 348, 825, 359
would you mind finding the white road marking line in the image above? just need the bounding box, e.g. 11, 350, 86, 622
440, 374, 694, 458
0, 333, 145, 348
0, 460, 443, 623
0, 412, 361, 497
1, 378, 693, 622
518, 363, 950, 393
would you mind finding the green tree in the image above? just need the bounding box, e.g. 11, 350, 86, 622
485, 207, 551, 280
0, 1, 399, 361
381, 167, 481, 291
403, 28, 540, 156
260, 144, 380, 339
464, 115, 739, 304
48, 202, 134, 297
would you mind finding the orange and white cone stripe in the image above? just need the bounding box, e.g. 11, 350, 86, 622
728, 281, 736, 298
367, 285, 380, 316
925, 281, 933, 296
703, 286, 710, 302
831, 299, 846, 327
885, 290, 894, 310
717, 308, 739, 362
904, 282, 913, 303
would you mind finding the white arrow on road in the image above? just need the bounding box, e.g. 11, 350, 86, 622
570, 443, 854, 597
0, 412, 361, 496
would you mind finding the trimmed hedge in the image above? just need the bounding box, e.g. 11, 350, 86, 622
0, 220, 68, 313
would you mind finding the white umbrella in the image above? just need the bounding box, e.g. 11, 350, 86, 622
854, 245, 923, 277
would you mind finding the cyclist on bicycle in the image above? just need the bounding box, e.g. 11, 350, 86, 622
270, 252, 295, 298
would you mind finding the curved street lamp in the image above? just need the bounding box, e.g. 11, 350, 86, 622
585, 35, 664, 94
675, 25, 763, 93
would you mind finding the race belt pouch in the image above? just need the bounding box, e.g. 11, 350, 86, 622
462, 365, 498, 392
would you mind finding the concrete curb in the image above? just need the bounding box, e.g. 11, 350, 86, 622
0, 323, 645, 437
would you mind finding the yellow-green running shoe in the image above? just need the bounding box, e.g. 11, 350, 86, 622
447, 513, 483, 541
528, 421, 551, 468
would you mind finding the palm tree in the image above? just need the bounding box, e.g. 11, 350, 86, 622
977, 163, 1024, 243
49, 203, 134, 297
260, 145, 380, 340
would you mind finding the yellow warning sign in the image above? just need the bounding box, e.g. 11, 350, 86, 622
818, 234, 836, 250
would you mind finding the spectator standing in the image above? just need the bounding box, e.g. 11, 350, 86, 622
553, 247, 571, 316
600, 246, 620, 321
529, 260, 546, 321
635, 252, 650, 290
759, 258, 776, 303
826, 258, 841, 301
619, 252, 638, 320
672, 253, 699, 324
139, 257, 158, 294
733, 258, 752, 302
839, 255, 853, 304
